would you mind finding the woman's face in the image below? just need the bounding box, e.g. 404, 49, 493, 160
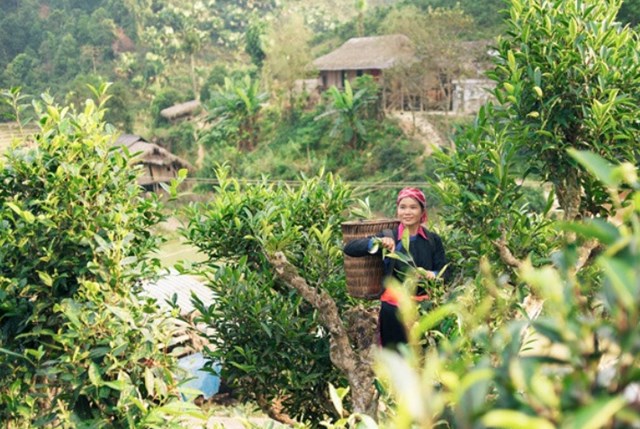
397, 197, 424, 228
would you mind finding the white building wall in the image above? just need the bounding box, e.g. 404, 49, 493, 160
452, 79, 496, 114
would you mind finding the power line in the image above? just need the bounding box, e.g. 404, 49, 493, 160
180, 177, 431, 190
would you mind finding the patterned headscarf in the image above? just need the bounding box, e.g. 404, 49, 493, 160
396, 187, 427, 223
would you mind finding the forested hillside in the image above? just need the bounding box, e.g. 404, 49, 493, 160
2, 0, 639, 189
2, 0, 638, 122
0, 0, 504, 125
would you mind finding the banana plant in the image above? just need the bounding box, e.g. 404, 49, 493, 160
206, 75, 268, 151
315, 79, 376, 150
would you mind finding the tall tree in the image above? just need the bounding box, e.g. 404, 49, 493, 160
432, 0, 640, 281
404, 0, 506, 36
382, 5, 475, 111
489, 0, 640, 221
245, 17, 267, 68
262, 12, 312, 117
355, 0, 367, 37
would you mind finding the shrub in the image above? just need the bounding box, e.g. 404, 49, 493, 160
0, 88, 199, 426
370, 152, 640, 428
150, 88, 183, 128
184, 166, 356, 424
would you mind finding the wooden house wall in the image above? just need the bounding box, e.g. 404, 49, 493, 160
320, 69, 383, 90
138, 163, 178, 187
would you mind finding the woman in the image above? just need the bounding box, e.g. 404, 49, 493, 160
343, 187, 448, 349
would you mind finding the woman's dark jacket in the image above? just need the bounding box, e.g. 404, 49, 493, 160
343, 225, 450, 296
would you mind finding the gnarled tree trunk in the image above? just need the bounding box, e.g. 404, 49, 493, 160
268, 252, 379, 418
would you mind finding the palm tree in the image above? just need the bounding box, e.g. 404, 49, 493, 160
315, 80, 376, 150
206, 76, 268, 151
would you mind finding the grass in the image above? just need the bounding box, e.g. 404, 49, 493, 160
0, 122, 38, 154
152, 214, 209, 268
155, 235, 208, 268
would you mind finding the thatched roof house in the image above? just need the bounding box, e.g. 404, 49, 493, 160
160, 100, 201, 122
312, 34, 415, 89
114, 134, 193, 191
313, 34, 495, 113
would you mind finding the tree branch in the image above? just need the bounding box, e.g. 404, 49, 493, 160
573, 239, 601, 273
268, 252, 359, 372
492, 231, 523, 269
256, 394, 298, 427
267, 251, 378, 416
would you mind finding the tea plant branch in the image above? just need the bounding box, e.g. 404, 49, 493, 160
268, 251, 378, 417
256, 394, 298, 426
573, 239, 601, 273
492, 230, 523, 269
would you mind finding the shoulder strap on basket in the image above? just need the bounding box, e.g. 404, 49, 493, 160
381, 228, 398, 280
422, 227, 435, 254
381, 228, 396, 240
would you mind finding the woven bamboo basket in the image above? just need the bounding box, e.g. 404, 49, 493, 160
341, 219, 400, 299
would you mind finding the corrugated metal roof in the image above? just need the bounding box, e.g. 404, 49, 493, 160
141, 270, 215, 315
313, 34, 415, 71
160, 100, 201, 120
115, 134, 147, 148
113, 134, 194, 171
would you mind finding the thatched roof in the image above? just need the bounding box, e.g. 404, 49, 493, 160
313, 34, 415, 71
160, 100, 201, 120
114, 134, 193, 171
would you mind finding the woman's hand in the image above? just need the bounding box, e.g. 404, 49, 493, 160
422, 270, 436, 280
380, 237, 395, 252
416, 269, 436, 281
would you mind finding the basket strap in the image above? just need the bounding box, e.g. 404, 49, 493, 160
381, 228, 397, 281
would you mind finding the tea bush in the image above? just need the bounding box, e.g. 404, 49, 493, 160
353, 151, 640, 428
184, 166, 357, 424
0, 88, 199, 427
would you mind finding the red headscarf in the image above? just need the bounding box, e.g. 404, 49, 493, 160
396, 187, 427, 223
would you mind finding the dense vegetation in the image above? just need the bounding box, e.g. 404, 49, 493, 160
0, 0, 489, 188
184, 0, 640, 426
0, 86, 201, 426
3, 0, 640, 427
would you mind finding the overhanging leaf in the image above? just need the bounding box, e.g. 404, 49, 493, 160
328, 383, 345, 417
561, 218, 620, 245
568, 149, 617, 188
482, 409, 555, 429
561, 396, 626, 429
599, 256, 636, 312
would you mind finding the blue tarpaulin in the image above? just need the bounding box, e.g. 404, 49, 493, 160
178, 352, 221, 400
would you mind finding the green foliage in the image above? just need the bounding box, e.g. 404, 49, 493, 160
315, 77, 380, 150
323, 152, 640, 428
0, 88, 199, 426
488, 0, 640, 219
431, 103, 555, 280
430, 0, 640, 282
150, 87, 185, 128
618, 0, 640, 25
184, 166, 355, 423
197, 102, 426, 198
159, 121, 198, 161
401, 0, 506, 36
200, 64, 230, 102
261, 10, 313, 122
393, 153, 640, 428
0, 87, 33, 127
245, 18, 267, 68
66, 77, 134, 132
204, 75, 268, 151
